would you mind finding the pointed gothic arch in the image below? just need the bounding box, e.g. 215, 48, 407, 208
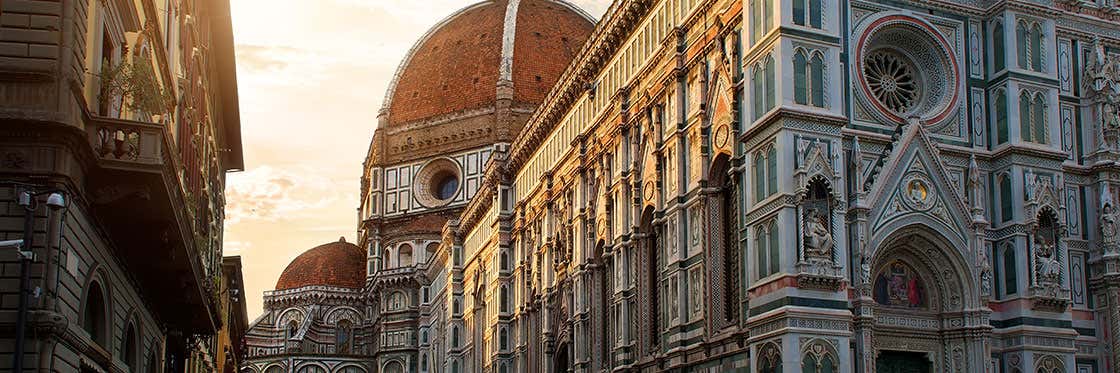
869, 223, 986, 371
800, 339, 839, 373
638, 206, 661, 352
757, 341, 783, 373
708, 153, 740, 327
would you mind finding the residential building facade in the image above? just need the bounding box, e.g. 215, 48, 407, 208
0, 0, 246, 371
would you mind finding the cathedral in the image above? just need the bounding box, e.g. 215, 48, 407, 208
240, 0, 1120, 372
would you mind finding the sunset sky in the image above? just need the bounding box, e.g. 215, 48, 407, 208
225, 0, 612, 320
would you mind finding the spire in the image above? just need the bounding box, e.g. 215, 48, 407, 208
851, 136, 864, 195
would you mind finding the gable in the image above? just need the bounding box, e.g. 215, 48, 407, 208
866, 122, 972, 239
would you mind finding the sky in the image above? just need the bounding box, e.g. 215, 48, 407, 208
225, 0, 612, 320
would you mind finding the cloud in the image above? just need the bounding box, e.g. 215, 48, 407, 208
566, 0, 612, 18
223, 165, 340, 225
235, 44, 301, 72
224, 240, 253, 253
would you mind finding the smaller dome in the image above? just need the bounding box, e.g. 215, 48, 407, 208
276, 238, 365, 290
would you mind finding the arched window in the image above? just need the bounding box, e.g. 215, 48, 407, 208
381, 361, 403, 373
995, 89, 1008, 144
764, 56, 776, 110
499, 362, 509, 373
759, 343, 783, 373
794, 51, 808, 105
802, 347, 837, 373
1032, 94, 1047, 144
336, 319, 353, 354
754, 151, 766, 201
1016, 21, 1029, 69
499, 327, 509, 350
756, 221, 781, 279
639, 209, 661, 348
286, 320, 299, 339
82, 281, 108, 346
452, 326, 460, 347
500, 250, 510, 271
1030, 23, 1044, 71
711, 155, 740, 324
793, 0, 805, 26
297, 365, 326, 373
753, 62, 765, 120
767, 146, 778, 196
453, 298, 462, 315
387, 291, 406, 311
756, 226, 767, 278
793, 0, 822, 28
1020, 92, 1033, 142
768, 221, 780, 276
451, 360, 460, 373
810, 53, 825, 107
753, 55, 777, 121
763, 0, 773, 35
752, 0, 762, 42
264, 366, 284, 373
999, 173, 1013, 222
993, 21, 1006, 72
382, 248, 390, 269
123, 322, 138, 370
398, 243, 413, 267
421, 354, 429, 371
1001, 242, 1018, 297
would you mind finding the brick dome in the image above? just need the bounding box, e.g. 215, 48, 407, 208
382, 0, 595, 125
275, 238, 365, 290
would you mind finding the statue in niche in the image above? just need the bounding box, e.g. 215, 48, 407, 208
1101, 187, 1120, 254
802, 179, 835, 265
979, 249, 993, 296
1030, 235, 1057, 282
859, 251, 871, 288
1034, 213, 1062, 285
968, 155, 984, 217
804, 209, 835, 263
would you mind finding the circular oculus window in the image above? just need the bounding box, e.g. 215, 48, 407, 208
855, 15, 961, 127
414, 158, 462, 208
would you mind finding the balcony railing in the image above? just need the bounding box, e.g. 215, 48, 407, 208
88, 116, 165, 167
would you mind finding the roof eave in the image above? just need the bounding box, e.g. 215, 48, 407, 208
210, 0, 244, 172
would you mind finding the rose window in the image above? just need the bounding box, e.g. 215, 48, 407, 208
854, 15, 961, 126
864, 51, 919, 114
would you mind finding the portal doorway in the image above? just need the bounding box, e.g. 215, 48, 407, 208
876, 350, 931, 373
554, 342, 569, 373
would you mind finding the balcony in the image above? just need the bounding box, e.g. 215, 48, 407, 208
84, 115, 218, 334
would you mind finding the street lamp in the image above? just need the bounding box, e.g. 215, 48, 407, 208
11, 188, 66, 372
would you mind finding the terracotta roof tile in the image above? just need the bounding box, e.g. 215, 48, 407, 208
275, 238, 365, 290
386, 0, 594, 125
